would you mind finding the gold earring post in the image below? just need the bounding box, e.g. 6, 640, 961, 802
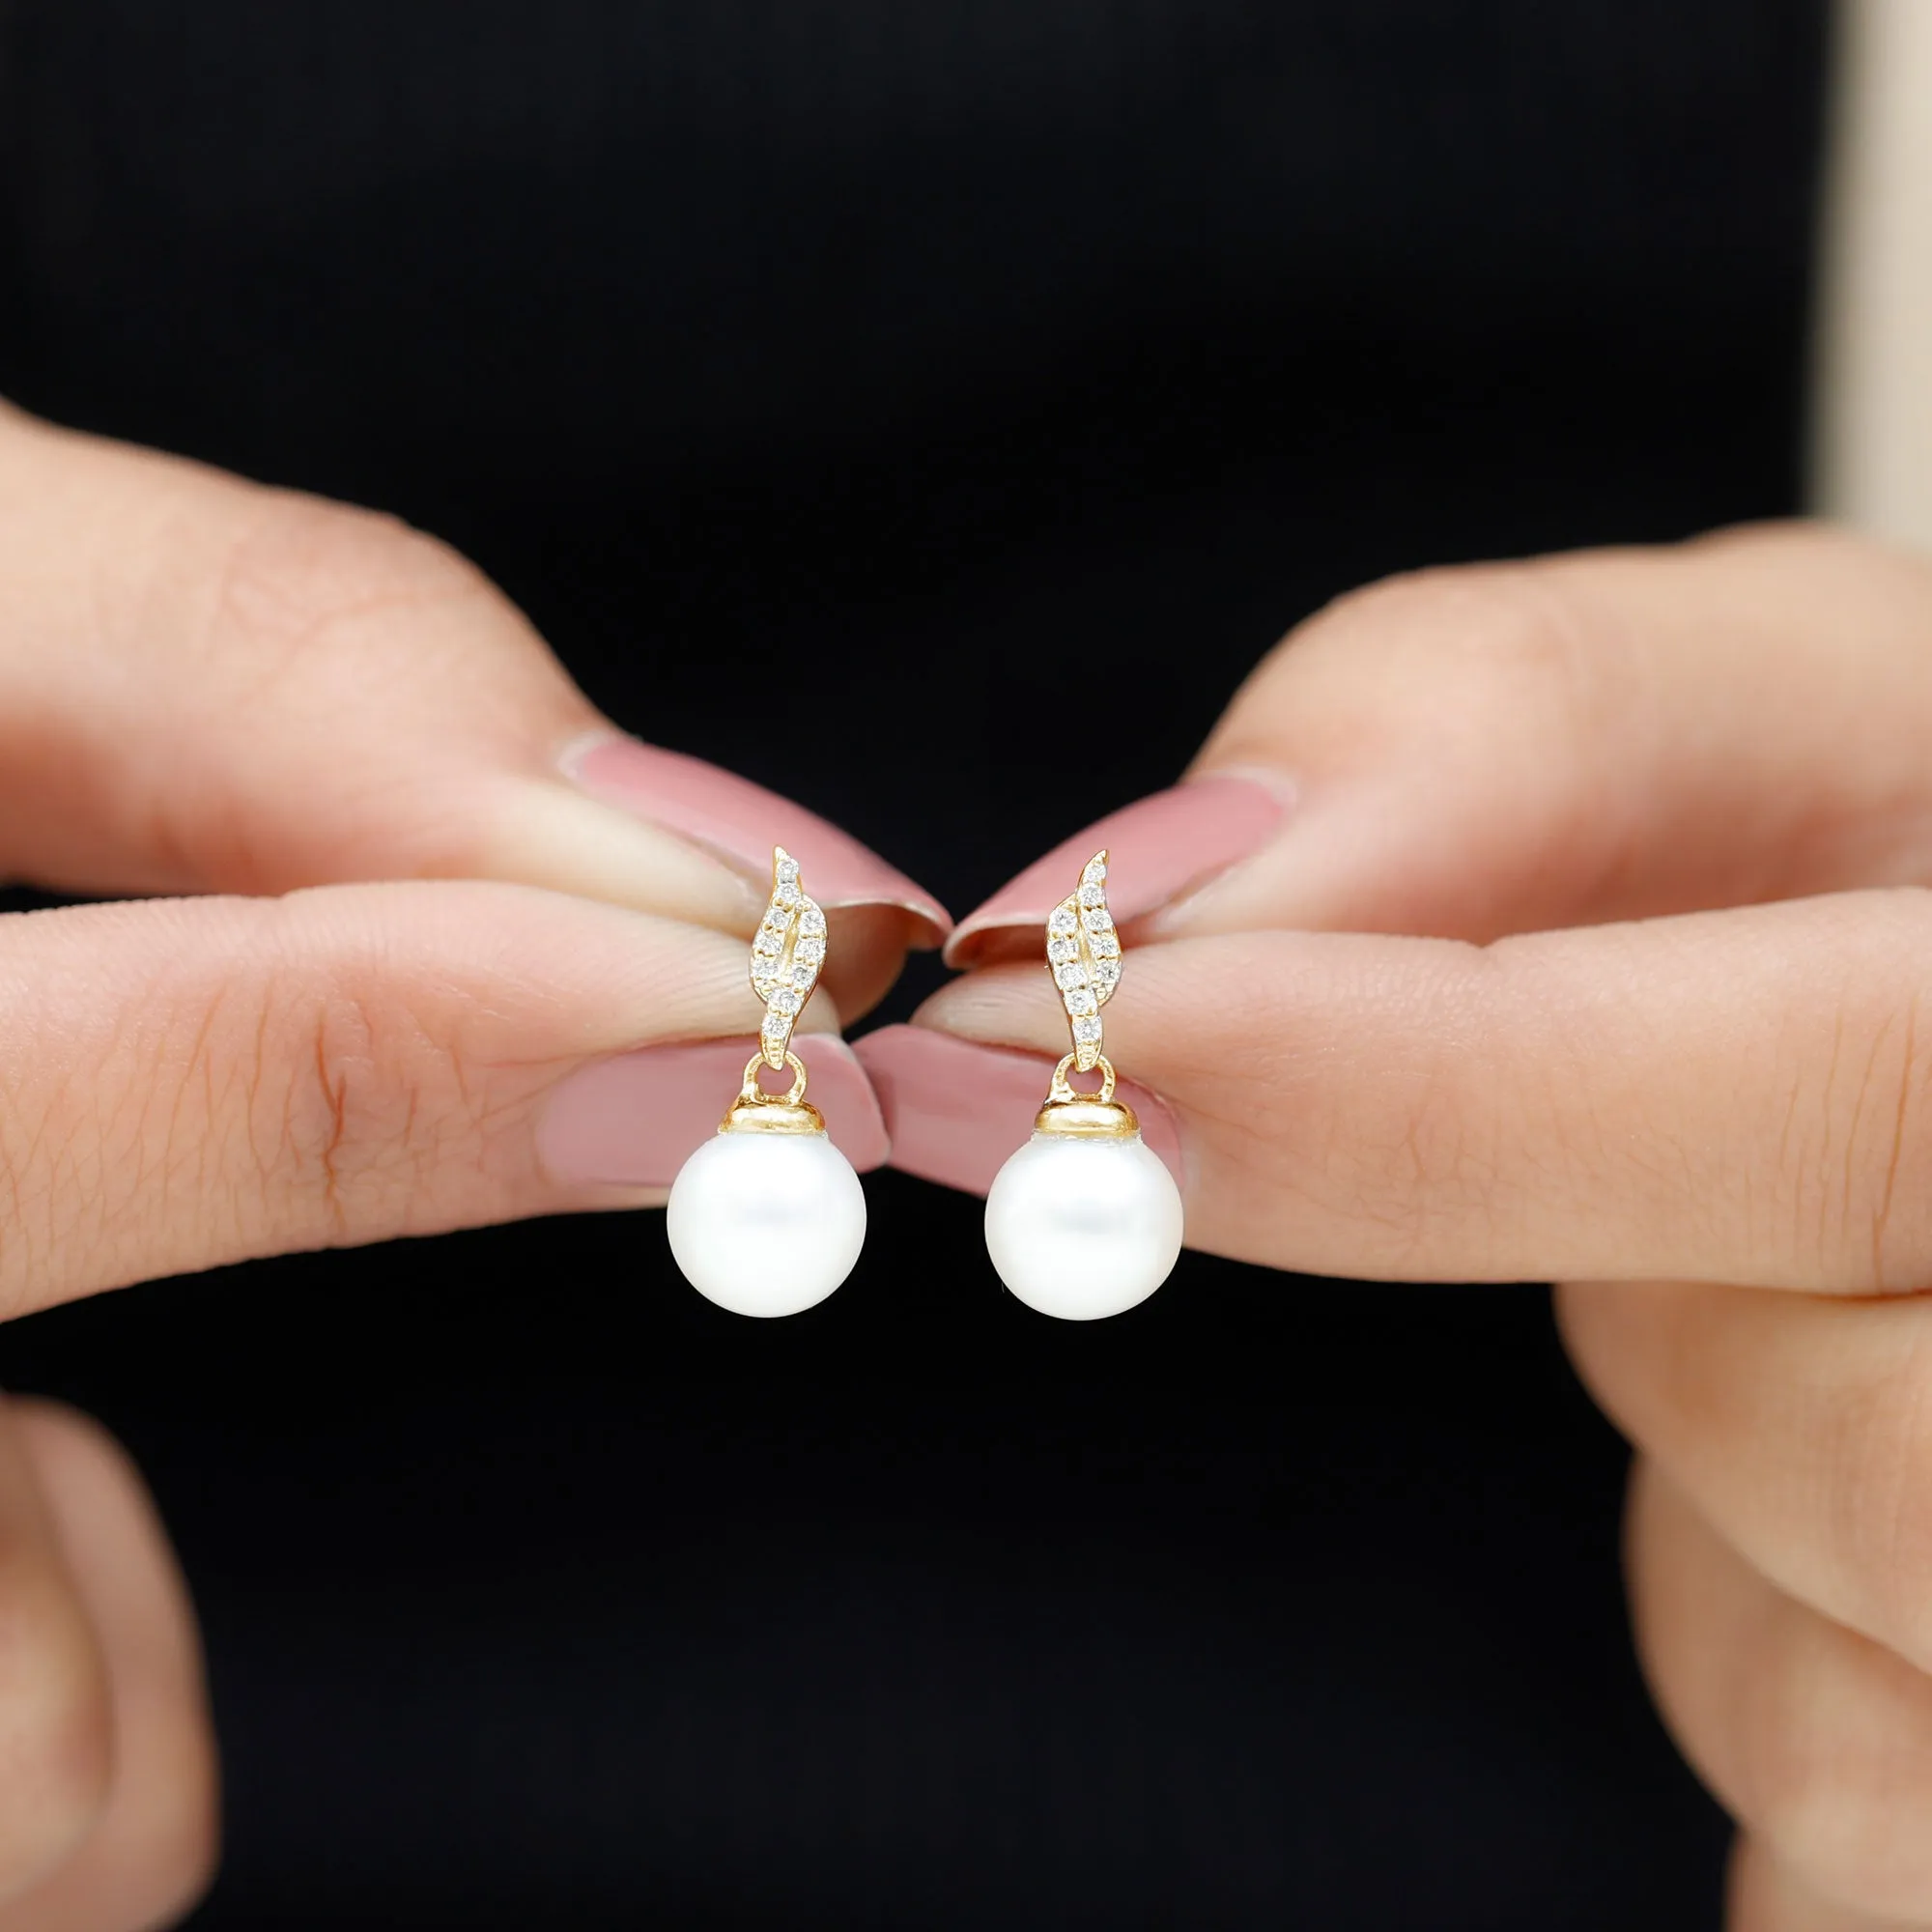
724, 846, 827, 1134
1035, 849, 1138, 1140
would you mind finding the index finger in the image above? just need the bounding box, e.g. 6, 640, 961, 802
871, 889, 1932, 1293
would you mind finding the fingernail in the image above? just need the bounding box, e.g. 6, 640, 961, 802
537, 1034, 890, 1187
852, 1024, 1183, 1198
943, 774, 1288, 966
564, 734, 952, 945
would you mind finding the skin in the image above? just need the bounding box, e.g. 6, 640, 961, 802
3, 384, 1926, 1926
0, 399, 926, 1927
917, 525, 1932, 1930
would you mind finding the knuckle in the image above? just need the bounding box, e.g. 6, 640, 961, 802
242, 950, 502, 1243
205, 494, 488, 681
1231, 563, 1639, 881
1771, 932, 1932, 1292
1299, 947, 1519, 1266
1211, 559, 1622, 773
1297, 560, 1618, 721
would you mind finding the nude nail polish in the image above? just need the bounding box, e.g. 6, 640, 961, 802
944, 774, 1288, 966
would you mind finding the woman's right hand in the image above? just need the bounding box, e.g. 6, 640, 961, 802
0, 398, 945, 1930
875, 525, 1932, 1930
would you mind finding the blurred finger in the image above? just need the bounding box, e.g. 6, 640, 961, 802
948, 526, 1932, 965
1632, 1462, 1932, 1927
0, 1402, 215, 1932
1731, 1837, 1931, 1932
1558, 1277, 1932, 1683
0, 1402, 111, 1906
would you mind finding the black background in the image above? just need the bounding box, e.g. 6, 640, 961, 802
0, 2, 1826, 1925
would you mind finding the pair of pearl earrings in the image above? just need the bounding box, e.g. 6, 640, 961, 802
667, 846, 1184, 1321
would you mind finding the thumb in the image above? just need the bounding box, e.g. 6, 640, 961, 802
0, 405, 948, 1017
945, 525, 1932, 964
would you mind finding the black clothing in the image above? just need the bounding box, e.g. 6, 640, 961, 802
0, 4, 1825, 1924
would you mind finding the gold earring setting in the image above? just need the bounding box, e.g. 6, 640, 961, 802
981, 850, 1184, 1320
666, 847, 867, 1317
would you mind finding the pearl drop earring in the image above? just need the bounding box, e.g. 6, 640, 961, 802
983, 849, 1184, 1320
667, 846, 867, 1317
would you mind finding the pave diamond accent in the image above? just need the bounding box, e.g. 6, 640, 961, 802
750, 847, 826, 1063
1046, 848, 1122, 1070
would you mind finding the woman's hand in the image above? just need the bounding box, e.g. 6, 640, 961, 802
0, 400, 945, 1930
865, 525, 1932, 1930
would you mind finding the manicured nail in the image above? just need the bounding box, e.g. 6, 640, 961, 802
853, 1025, 1183, 1198
564, 734, 951, 944
943, 774, 1288, 966
537, 1034, 890, 1188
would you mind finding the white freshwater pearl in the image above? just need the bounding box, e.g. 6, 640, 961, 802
667, 1129, 867, 1318
983, 1132, 1183, 1321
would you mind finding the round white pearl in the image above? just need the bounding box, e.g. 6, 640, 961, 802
667, 1129, 867, 1318
983, 1132, 1183, 1321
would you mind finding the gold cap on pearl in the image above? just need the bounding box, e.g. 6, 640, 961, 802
1034, 1051, 1138, 1140
721, 1049, 825, 1135
1034, 1097, 1139, 1139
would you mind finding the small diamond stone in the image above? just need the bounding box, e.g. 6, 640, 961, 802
1072, 1015, 1103, 1043
775, 855, 800, 884
762, 1012, 789, 1038
800, 906, 827, 936
775, 882, 801, 909
1083, 857, 1107, 884
1065, 987, 1097, 1016
1078, 882, 1105, 907
771, 988, 802, 1016
1046, 936, 1077, 964
1092, 957, 1122, 986
796, 935, 826, 964
770, 906, 794, 931
1048, 907, 1078, 935
790, 962, 814, 987
1090, 930, 1121, 957
754, 926, 783, 955
1054, 961, 1088, 991
1082, 907, 1113, 932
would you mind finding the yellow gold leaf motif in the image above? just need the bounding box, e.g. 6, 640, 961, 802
749, 846, 826, 1067
1045, 848, 1119, 1073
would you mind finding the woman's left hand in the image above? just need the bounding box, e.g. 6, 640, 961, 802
866, 524, 1932, 1930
